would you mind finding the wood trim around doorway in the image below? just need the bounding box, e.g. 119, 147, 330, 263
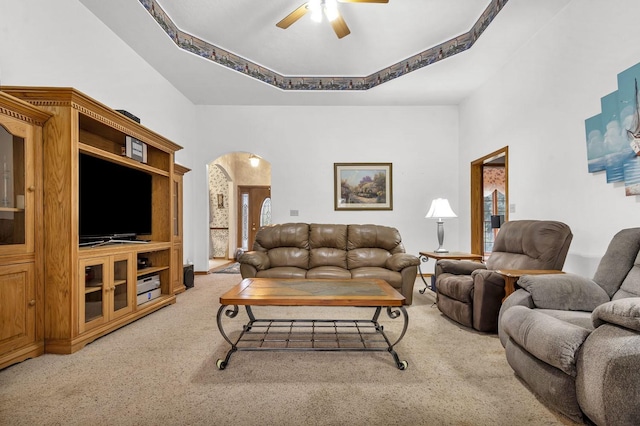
470, 146, 508, 256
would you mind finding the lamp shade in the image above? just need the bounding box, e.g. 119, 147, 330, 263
425, 198, 457, 219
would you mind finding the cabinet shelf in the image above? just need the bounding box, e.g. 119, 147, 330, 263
84, 286, 102, 294
78, 143, 170, 178
0, 207, 24, 213
137, 265, 169, 277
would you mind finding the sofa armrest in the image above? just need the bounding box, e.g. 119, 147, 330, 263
517, 273, 610, 311
385, 253, 420, 272
592, 297, 640, 331
498, 289, 535, 347
437, 259, 486, 275
238, 251, 270, 270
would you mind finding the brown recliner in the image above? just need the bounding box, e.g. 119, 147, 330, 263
434, 220, 573, 332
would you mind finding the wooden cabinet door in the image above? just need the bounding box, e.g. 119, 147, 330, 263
110, 253, 134, 322
78, 255, 134, 332
78, 257, 109, 333
0, 262, 36, 355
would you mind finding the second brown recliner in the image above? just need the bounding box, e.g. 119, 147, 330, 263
433, 220, 573, 332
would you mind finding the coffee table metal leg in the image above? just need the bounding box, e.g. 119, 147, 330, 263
383, 306, 409, 370
216, 304, 254, 370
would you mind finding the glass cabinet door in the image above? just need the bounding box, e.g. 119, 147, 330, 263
111, 255, 133, 320
79, 258, 107, 333
0, 125, 26, 248
79, 255, 133, 333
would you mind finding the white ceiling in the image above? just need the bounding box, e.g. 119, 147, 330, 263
79, 0, 570, 106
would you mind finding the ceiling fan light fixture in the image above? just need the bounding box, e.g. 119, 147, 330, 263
309, 0, 323, 22
324, 0, 339, 21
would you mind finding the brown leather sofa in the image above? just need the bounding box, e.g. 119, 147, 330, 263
434, 220, 573, 332
238, 223, 420, 304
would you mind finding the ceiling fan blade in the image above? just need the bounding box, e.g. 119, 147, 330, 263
338, 0, 389, 3
276, 3, 309, 29
330, 13, 351, 39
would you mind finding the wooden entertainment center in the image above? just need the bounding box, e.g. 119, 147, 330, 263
0, 87, 187, 367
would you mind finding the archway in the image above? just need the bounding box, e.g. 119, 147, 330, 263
207, 152, 271, 270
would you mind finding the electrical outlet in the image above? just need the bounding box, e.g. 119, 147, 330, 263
509, 204, 516, 213
290, 209, 299, 216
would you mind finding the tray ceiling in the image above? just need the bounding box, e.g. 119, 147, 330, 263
79, 0, 571, 105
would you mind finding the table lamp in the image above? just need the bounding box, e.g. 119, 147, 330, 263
425, 198, 457, 253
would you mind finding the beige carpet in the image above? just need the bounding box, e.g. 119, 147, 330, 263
0, 273, 579, 426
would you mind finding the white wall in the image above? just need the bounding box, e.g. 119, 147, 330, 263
459, 0, 640, 276
0, 0, 199, 263
191, 105, 459, 272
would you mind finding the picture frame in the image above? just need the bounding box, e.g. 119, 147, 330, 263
334, 163, 393, 211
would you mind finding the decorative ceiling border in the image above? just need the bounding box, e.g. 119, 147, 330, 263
139, 0, 509, 91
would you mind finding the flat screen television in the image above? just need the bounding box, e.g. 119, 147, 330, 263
79, 153, 152, 243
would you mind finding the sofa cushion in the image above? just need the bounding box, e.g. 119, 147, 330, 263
347, 224, 404, 254
350, 267, 402, 288
254, 223, 309, 251
309, 248, 347, 269
268, 247, 309, 269
347, 248, 390, 269
614, 264, 640, 299
308, 224, 348, 269
307, 266, 351, 280
536, 309, 594, 331
518, 273, 609, 311
309, 224, 347, 249
255, 267, 307, 279
592, 298, 640, 331
437, 274, 474, 303
592, 228, 640, 298
502, 306, 591, 376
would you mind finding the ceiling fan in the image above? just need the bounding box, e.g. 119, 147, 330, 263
276, 0, 389, 39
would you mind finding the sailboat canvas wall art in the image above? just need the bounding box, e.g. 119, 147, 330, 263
585, 62, 640, 196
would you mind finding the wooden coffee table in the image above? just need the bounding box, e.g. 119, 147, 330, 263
216, 278, 409, 370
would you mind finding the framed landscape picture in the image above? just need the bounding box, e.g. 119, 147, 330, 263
334, 163, 393, 211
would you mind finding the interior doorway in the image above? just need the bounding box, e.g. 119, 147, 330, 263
237, 186, 271, 251
470, 147, 508, 258
208, 152, 271, 270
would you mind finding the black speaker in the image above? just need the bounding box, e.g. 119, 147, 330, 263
491, 215, 504, 229
183, 264, 194, 289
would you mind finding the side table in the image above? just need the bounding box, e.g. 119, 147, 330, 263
418, 251, 483, 294
496, 269, 565, 301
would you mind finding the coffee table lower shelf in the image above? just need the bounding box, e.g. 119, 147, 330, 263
216, 305, 409, 370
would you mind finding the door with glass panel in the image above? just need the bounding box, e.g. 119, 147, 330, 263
237, 186, 271, 251
0, 123, 31, 255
